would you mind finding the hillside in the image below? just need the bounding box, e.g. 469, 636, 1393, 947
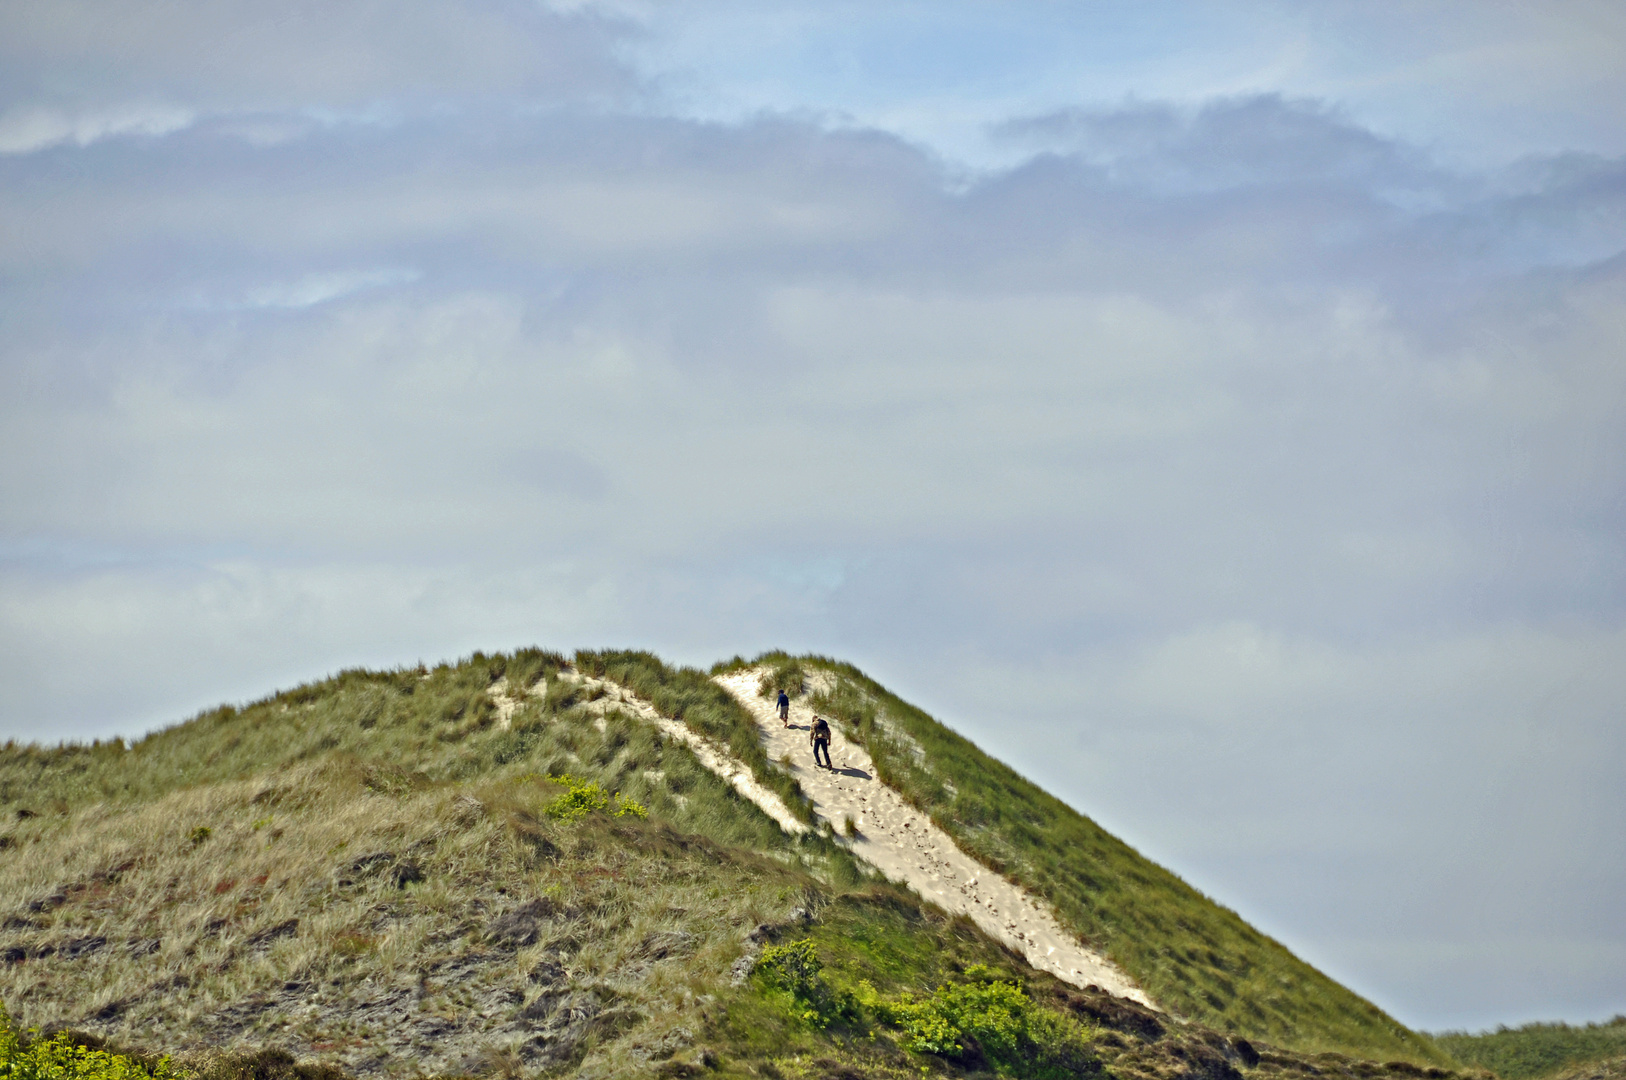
726, 654, 1444, 1063
0, 648, 1468, 1079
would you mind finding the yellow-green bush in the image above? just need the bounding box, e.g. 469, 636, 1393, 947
752, 939, 859, 1029
754, 942, 1098, 1079
1, 1007, 174, 1080
542, 774, 647, 822
862, 965, 1099, 1078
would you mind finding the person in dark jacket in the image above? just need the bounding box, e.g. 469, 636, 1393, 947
777, 689, 791, 726
810, 715, 832, 769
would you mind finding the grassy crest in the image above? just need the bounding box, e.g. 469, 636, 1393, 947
0, 649, 809, 855
1435, 1020, 1626, 1080
1, 649, 568, 812
721, 652, 1451, 1065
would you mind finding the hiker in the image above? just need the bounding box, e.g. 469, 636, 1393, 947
777, 689, 791, 726
810, 714, 832, 769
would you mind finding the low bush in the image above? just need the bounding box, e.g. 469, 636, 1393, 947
752, 939, 857, 1029
864, 964, 1099, 1079
542, 775, 647, 823
0, 1007, 175, 1080
754, 942, 1097, 1078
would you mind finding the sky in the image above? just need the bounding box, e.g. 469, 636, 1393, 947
2, 0, 1624, 1034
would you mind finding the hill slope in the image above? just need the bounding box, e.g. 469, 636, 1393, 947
0, 648, 1461, 1079
723, 653, 1442, 1064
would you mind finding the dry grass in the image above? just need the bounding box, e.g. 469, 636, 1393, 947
0, 757, 817, 1077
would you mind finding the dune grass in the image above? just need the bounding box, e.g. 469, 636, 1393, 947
0, 646, 866, 1077
1435, 1020, 1626, 1080
0, 755, 837, 1077
0, 645, 1516, 1078
0, 649, 814, 861
572, 650, 816, 828
0, 648, 1298, 1080
716, 652, 1452, 1066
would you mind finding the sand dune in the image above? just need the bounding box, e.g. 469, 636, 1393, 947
714, 669, 1154, 1006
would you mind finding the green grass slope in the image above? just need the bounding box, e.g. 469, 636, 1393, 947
724, 653, 1449, 1066
0, 647, 1470, 1079
0, 649, 810, 838
1435, 1020, 1626, 1080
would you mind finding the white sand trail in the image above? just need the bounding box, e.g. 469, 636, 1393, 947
714, 669, 1154, 1006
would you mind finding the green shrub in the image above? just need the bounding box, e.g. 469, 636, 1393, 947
872, 966, 1098, 1079
752, 939, 857, 1029
612, 794, 648, 820
756, 940, 823, 998
542, 775, 646, 823
754, 944, 1096, 1078
0, 1007, 175, 1080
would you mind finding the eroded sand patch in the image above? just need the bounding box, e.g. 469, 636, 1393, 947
489, 678, 522, 730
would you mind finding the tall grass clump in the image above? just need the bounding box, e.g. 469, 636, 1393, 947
754, 660, 807, 700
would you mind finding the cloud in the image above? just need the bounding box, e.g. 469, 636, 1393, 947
991, 95, 1439, 196
0, 0, 638, 153
0, 102, 197, 154
239, 268, 421, 310
0, 11, 1622, 1028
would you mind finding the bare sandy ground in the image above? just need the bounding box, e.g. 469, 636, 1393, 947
714, 669, 1154, 1006
490, 678, 521, 730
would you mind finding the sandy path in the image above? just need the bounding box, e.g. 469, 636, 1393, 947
714, 669, 1154, 1006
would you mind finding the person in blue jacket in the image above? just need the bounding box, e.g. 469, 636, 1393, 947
777, 689, 790, 726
